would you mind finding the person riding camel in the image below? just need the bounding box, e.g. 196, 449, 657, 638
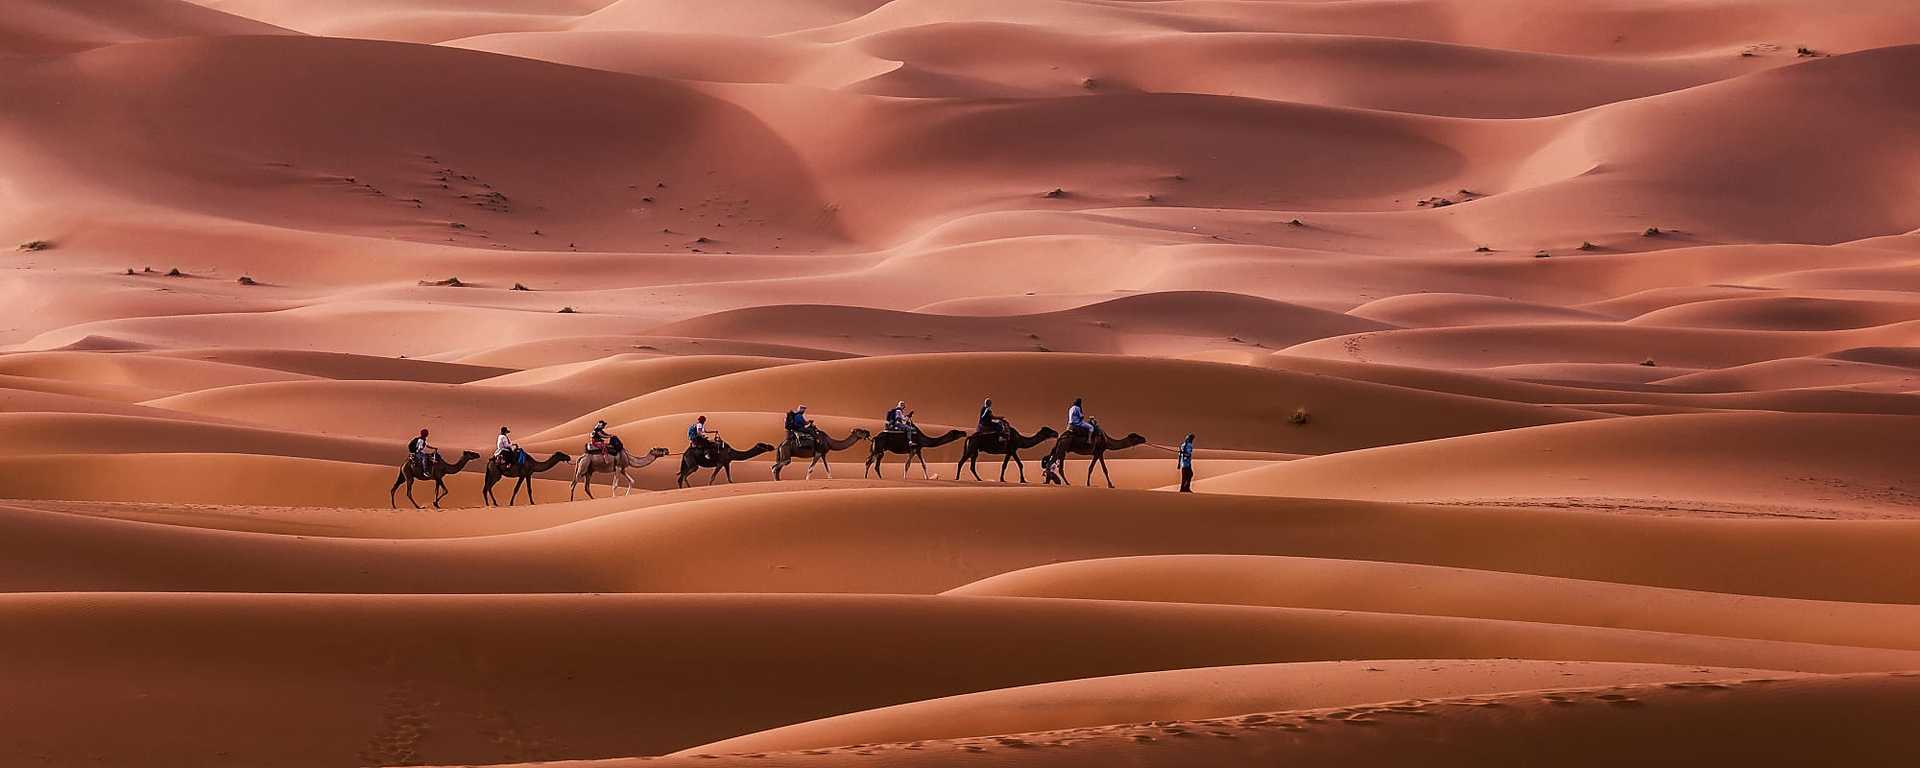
495, 426, 524, 468
1066, 398, 1095, 443
785, 405, 815, 448
408, 428, 438, 474
885, 400, 919, 449
586, 420, 612, 455
978, 397, 1009, 444
688, 415, 716, 460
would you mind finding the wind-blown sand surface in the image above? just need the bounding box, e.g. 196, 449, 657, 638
2, 2, 1918, 766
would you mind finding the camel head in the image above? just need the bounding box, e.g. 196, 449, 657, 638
552, 451, 572, 462
1117, 433, 1148, 448
458, 450, 482, 461
849, 428, 872, 439
648, 447, 671, 457
1036, 426, 1059, 439
750, 442, 776, 452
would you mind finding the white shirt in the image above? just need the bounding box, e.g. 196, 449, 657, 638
496, 434, 515, 455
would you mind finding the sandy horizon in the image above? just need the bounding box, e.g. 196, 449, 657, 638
3, 1, 1919, 766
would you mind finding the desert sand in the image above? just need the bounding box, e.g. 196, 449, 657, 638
2, 1, 1918, 766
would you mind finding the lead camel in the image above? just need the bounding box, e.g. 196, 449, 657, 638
1047, 426, 1148, 488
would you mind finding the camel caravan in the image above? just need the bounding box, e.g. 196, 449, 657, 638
390, 397, 1155, 508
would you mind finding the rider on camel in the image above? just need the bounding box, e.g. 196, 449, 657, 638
688, 415, 716, 460
885, 400, 919, 449
408, 428, 439, 474
785, 405, 815, 447
978, 397, 1009, 443
1067, 399, 1098, 447
1066, 398, 1095, 442
586, 420, 613, 455
495, 426, 524, 468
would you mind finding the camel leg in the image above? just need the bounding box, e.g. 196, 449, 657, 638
432, 477, 446, 509
1012, 454, 1027, 483
915, 451, 933, 480
1098, 454, 1115, 488
390, 471, 404, 509
1085, 456, 1097, 487
402, 474, 424, 509
865, 452, 881, 479
999, 453, 1012, 483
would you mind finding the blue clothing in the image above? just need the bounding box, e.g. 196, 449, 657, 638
1177, 440, 1194, 470
786, 411, 808, 431
1067, 404, 1087, 430
885, 407, 908, 431
687, 423, 705, 443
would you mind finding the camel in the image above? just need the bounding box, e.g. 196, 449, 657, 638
389, 450, 481, 509
772, 427, 871, 480
1047, 425, 1149, 488
481, 451, 571, 507
955, 424, 1059, 483
863, 426, 967, 480
570, 447, 672, 500
677, 440, 775, 488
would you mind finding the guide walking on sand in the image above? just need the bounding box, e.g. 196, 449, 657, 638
1177, 433, 1195, 493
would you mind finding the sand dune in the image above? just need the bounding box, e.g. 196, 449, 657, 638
600, 673, 1920, 768
12, 487, 1920, 602
1197, 412, 1920, 518
4, 0, 290, 56
680, 660, 1800, 756
531, 353, 1595, 456
8, 3, 1920, 766
948, 555, 1920, 650
3, 593, 1915, 767
650, 291, 1393, 357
